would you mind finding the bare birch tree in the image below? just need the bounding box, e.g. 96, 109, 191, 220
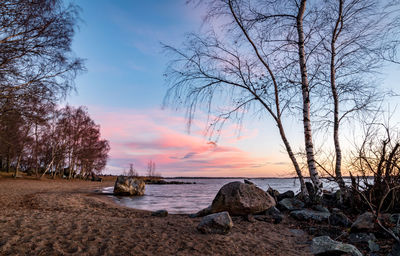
315, 0, 400, 190
163, 0, 335, 198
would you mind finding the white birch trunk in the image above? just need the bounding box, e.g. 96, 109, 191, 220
330, 0, 346, 191
296, 0, 323, 198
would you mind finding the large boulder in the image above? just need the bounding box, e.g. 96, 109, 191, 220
113, 176, 145, 196
311, 236, 363, 256
351, 212, 375, 233
210, 181, 276, 216
197, 211, 233, 234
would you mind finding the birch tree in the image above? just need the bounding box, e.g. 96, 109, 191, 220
163, 0, 332, 198
317, 0, 400, 190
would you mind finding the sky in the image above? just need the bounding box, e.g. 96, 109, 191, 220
66, 0, 400, 177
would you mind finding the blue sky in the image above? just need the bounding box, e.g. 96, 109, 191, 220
66, 0, 400, 177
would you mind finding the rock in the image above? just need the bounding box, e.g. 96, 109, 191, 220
197, 211, 233, 234
329, 212, 352, 227
113, 176, 145, 196
348, 233, 376, 244
277, 190, 295, 201
255, 206, 283, 224
390, 213, 400, 224
210, 181, 276, 216
290, 209, 330, 222
244, 179, 254, 185
191, 205, 212, 218
277, 198, 305, 211
312, 204, 330, 213
267, 187, 280, 199
311, 236, 363, 256
265, 206, 283, 224
368, 240, 379, 252
351, 212, 375, 233
388, 242, 400, 256
265, 206, 281, 216
151, 210, 168, 217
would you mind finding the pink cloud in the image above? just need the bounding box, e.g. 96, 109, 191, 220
86, 106, 291, 177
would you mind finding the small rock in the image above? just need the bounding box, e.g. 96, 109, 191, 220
277, 190, 295, 201
151, 210, 168, 217
368, 240, 379, 252
197, 212, 233, 235
348, 233, 376, 244
329, 212, 352, 227
277, 198, 305, 211
264, 206, 283, 224
265, 206, 281, 216
312, 204, 330, 213
311, 236, 363, 256
351, 212, 375, 233
254, 215, 276, 223
290, 209, 330, 223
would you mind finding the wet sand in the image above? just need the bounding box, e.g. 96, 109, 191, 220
0, 178, 311, 255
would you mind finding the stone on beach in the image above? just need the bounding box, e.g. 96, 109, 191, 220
329, 211, 352, 227
197, 211, 233, 234
351, 212, 375, 233
311, 236, 363, 256
277, 190, 295, 201
277, 198, 305, 212
210, 181, 276, 216
151, 210, 168, 217
290, 209, 330, 223
113, 176, 145, 196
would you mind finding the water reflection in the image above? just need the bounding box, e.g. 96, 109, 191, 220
103, 178, 342, 214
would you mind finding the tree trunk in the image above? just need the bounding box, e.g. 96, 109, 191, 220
277, 119, 308, 197
330, 0, 346, 191
34, 123, 38, 177
6, 152, 10, 173
296, 0, 323, 199
14, 154, 22, 178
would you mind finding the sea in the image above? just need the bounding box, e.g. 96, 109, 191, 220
102, 178, 343, 214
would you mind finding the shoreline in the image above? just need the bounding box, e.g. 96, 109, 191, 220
0, 177, 312, 255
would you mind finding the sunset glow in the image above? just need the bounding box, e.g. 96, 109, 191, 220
67, 0, 400, 177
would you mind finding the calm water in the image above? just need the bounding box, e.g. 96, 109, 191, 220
103, 178, 341, 214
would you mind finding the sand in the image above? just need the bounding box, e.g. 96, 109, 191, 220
0, 177, 312, 255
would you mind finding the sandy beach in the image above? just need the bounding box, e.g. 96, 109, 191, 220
0, 177, 312, 255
